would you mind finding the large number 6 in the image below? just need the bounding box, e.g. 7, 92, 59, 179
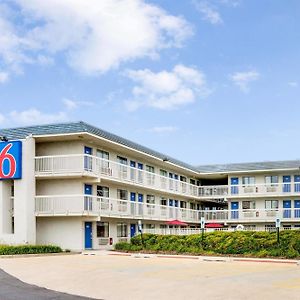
0, 144, 16, 178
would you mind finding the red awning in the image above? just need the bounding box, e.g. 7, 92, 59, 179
166, 220, 188, 226
205, 223, 223, 228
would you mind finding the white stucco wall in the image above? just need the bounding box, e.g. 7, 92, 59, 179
36, 217, 86, 250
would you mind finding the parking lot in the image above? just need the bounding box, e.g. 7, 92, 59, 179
0, 253, 300, 300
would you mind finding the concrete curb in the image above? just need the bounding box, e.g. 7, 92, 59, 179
0, 252, 79, 259
109, 251, 300, 265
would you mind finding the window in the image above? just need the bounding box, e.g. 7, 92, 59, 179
190, 202, 196, 210
265, 200, 278, 209
97, 186, 109, 198
190, 179, 196, 185
146, 165, 155, 173
180, 201, 187, 208
117, 223, 128, 237
244, 225, 256, 231
97, 222, 109, 237
160, 197, 167, 206
242, 176, 255, 186
145, 224, 155, 229
117, 189, 128, 200
146, 165, 155, 185
146, 195, 155, 204
242, 200, 256, 209
117, 156, 127, 165
265, 176, 278, 185
265, 224, 276, 232
97, 149, 109, 160
180, 176, 187, 182
160, 169, 167, 177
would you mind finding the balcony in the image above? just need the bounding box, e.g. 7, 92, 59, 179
35, 155, 228, 199
35, 195, 300, 224
35, 195, 205, 223
230, 183, 300, 197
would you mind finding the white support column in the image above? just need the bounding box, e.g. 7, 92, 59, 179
14, 136, 36, 244
0, 180, 12, 234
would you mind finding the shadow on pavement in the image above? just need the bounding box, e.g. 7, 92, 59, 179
0, 269, 101, 300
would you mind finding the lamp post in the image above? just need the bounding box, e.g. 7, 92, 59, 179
275, 218, 280, 244
138, 220, 144, 248
200, 217, 205, 243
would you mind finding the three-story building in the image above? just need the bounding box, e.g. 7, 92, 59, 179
0, 121, 299, 250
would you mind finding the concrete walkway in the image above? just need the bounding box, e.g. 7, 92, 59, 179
0, 252, 300, 300
0, 268, 97, 300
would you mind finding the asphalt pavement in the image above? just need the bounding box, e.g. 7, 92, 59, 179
0, 268, 98, 300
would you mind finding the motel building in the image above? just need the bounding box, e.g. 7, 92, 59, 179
0, 121, 300, 251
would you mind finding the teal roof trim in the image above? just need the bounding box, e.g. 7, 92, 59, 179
0, 121, 200, 173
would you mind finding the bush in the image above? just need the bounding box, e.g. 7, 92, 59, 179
114, 231, 300, 259
0, 244, 62, 255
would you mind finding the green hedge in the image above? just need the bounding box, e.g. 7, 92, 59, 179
0, 245, 62, 255
115, 231, 300, 259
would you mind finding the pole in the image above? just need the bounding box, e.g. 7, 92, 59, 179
138, 220, 144, 248
275, 218, 280, 244
200, 217, 205, 245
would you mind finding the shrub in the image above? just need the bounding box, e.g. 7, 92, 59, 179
114, 231, 300, 259
0, 244, 62, 255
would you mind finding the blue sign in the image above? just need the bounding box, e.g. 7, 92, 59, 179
0, 141, 22, 180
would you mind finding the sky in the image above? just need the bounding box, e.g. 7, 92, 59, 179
0, 0, 299, 166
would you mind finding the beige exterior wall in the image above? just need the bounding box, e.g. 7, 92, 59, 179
36, 217, 86, 250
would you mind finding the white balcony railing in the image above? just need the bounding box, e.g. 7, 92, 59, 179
230, 182, 300, 197
35, 195, 205, 222
143, 226, 299, 236
35, 155, 300, 199
35, 155, 228, 199
35, 195, 300, 223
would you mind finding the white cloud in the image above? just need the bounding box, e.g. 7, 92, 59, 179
0, 71, 9, 83
149, 126, 177, 133
125, 64, 209, 110
229, 70, 260, 92
193, 1, 223, 25
9, 108, 67, 125
0, 0, 192, 75
288, 81, 298, 88
62, 98, 94, 110
193, 0, 240, 25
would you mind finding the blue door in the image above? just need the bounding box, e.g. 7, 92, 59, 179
138, 194, 143, 203
283, 200, 291, 218
84, 146, 93, 171
130, 192, 136, 214
130, 192, 136, 201
130, 161, 136, 180
283, 176, 291, 193
84, 184, 92, 210
84, 222, 93, 249
231, 202, 239, 219
231, 178, 239, 195
295, 176, 300, 192
130, 224, 136, 237
295, 200, 300, 218
138, 194, 143, 215
137, 163, 143, 182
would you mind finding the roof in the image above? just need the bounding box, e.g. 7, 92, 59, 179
1, 121, 299, 175
0, 121, 200, 173
197, 160, 300, 173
